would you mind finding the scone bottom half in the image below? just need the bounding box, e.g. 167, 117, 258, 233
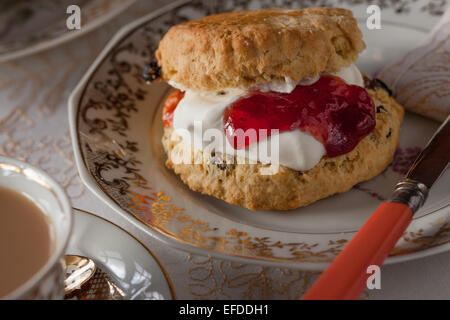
160, 76, 404, 211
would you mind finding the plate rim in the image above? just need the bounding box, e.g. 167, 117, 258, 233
71, 207, 176, 300
68, 0, 450, 271
0, 0, 136, 63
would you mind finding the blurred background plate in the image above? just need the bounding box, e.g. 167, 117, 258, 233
0, 0, 135, 63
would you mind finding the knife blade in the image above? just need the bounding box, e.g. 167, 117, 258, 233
391, 115, 450, 215
406, 115, 450, 189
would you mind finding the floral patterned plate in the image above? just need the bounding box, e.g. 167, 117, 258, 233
0, 0, 135, 63
69, 0, 450, 270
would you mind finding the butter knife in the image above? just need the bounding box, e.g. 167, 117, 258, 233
303, 115, 450, 300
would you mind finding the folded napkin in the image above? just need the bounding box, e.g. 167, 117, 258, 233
378, 7, 450, 122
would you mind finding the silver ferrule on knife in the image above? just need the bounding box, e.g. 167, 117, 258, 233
391, 179, 429, 214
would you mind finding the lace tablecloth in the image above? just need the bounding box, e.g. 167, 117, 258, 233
1, 0, 449, 300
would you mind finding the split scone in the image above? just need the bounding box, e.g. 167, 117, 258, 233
152, 7, 404, 211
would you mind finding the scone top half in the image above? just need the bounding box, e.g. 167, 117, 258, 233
156, 7, 365, 91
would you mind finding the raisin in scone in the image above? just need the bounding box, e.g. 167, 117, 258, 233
151, 8, 405, 211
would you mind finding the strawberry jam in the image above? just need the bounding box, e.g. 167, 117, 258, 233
163, 90, 185, 127
223, 75, 375, 157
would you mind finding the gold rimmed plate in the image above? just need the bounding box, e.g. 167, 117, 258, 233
69, 0, 450, 270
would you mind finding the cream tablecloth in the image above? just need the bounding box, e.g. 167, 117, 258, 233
1, 0, 449, 300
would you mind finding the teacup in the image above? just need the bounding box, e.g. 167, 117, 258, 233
0, 156, 72, 300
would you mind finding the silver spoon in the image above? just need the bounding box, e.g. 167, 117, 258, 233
64, 255, 96, 295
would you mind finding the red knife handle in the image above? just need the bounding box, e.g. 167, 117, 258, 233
302, 202, 412, 300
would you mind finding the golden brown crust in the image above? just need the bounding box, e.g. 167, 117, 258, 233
162, 85, 404, 211
156, 7, 365, 91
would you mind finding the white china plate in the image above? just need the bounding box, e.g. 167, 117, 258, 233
69, 0, 450, 270
67, 208, 174, 300
0, 0, 135, 63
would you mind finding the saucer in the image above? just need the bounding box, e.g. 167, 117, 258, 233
66, 208, 174, 300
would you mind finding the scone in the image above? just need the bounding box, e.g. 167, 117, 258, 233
151, 7, 404, 211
